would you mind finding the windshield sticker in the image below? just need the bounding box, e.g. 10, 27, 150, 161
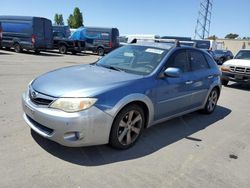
145, 48, 164, 54
124, 52, 134, 57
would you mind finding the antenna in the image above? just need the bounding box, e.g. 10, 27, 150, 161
194, 0, 213, 39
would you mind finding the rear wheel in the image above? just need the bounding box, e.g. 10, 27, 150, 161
14, 43, 22, 53
109, 104, 145, 149
97, 47, 104, 56
202, 88, 219, 114
34, 50, 40, 54
221, 80, 229, 86
59, 45, 67, 54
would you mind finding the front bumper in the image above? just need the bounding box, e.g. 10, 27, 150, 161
221, 71, 250, 84
22, 91, 114, 147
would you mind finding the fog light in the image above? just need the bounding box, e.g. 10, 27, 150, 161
64, 132, 84, 141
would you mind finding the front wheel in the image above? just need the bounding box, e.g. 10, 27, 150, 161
109, 105, 145, 149
202, 88, 219, 114
221, 80, 229, 86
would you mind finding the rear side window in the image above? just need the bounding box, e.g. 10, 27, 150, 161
189, 50, 209, 71
166, 50, 190, 72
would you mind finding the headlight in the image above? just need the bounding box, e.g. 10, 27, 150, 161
49, 98, 97, 113
221, 65, 230, 72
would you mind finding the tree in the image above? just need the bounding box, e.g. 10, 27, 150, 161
67, 7, 83, 28
54, 14, 64, 25
207, 35, 218, 40
225, 33, 239, 39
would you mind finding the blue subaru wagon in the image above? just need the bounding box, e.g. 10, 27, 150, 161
22, 41, 221, 149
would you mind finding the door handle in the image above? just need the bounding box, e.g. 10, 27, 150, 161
185, 80, 193, 85
208, 75, 213, 79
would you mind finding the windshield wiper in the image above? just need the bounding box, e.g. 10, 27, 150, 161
100, 65, 124, 72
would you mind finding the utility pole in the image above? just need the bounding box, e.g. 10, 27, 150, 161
194, 0, 213, 39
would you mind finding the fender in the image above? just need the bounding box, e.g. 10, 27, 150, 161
105, 93, 155, 127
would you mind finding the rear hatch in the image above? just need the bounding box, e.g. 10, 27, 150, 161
33, 18, 53, 49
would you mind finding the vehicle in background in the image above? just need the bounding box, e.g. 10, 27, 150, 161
126, 34, 160, 43
53, 25, 71, 38
193, 39, 217, 51
0, 16, 53, 54
213, 50, 234, 65
0, 22, 2, 46
70, 27, 120, 56
221, 49, 250, 86
52, 26, 85, 54
161, 36, 192, 41
22, 40, 221, 149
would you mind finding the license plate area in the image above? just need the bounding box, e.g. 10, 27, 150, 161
235, 74, 243, 80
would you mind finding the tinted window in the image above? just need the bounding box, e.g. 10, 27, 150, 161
167, 50, 190, 72
2, 22, 31, 34
189, 50, 209, 71
86, 30, 110, 40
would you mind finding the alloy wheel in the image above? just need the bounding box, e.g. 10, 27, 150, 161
117, 110, 143, 146
207, 90, 218, 112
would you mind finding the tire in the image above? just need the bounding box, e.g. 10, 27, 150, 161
13, 43, 22, 53
59, 45, 67, 54
202, 88, 219, 114
221, 80, 229, 86
34, 50, 40, 54
109, 104, 145, 149
97, 47, 104, 56
5, 47, 10, 51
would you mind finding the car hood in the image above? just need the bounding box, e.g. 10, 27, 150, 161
223, 59, 250, 67
31, 64, 142, 97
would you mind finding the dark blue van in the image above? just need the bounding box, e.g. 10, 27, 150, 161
0, 16, 53, 53
70, 27, 120, 56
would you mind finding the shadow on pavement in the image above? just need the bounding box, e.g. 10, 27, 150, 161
226, 82, 250, 91
0, 51, 13, 55
31, 105, 231, 166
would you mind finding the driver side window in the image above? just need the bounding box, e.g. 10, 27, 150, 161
166, 50, 190, 72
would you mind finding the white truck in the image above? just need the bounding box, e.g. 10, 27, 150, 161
221, 49, 250, 85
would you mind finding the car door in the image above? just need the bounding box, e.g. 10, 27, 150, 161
187, 49, 211, 108
155, 49, 196, 120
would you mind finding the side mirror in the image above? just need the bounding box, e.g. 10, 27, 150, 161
164, 67, 181, 78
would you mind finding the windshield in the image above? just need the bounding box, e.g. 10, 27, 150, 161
235, 50, 250, 60
96, 45, 168, 75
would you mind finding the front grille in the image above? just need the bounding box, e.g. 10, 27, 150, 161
230, 66, 250, 74
30, 95, 53, 105
29, 89, 54, 106
27, 115, 54, 135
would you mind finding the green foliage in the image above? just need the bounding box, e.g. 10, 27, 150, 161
54, 14, 64, 25
225, 33, 239, 39
67, 7, 84, 28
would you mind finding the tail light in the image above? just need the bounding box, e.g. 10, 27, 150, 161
31, 34, 36, 45
73, 41, 76, 47
109, 41, 113, 48
0, 28, 3, 39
